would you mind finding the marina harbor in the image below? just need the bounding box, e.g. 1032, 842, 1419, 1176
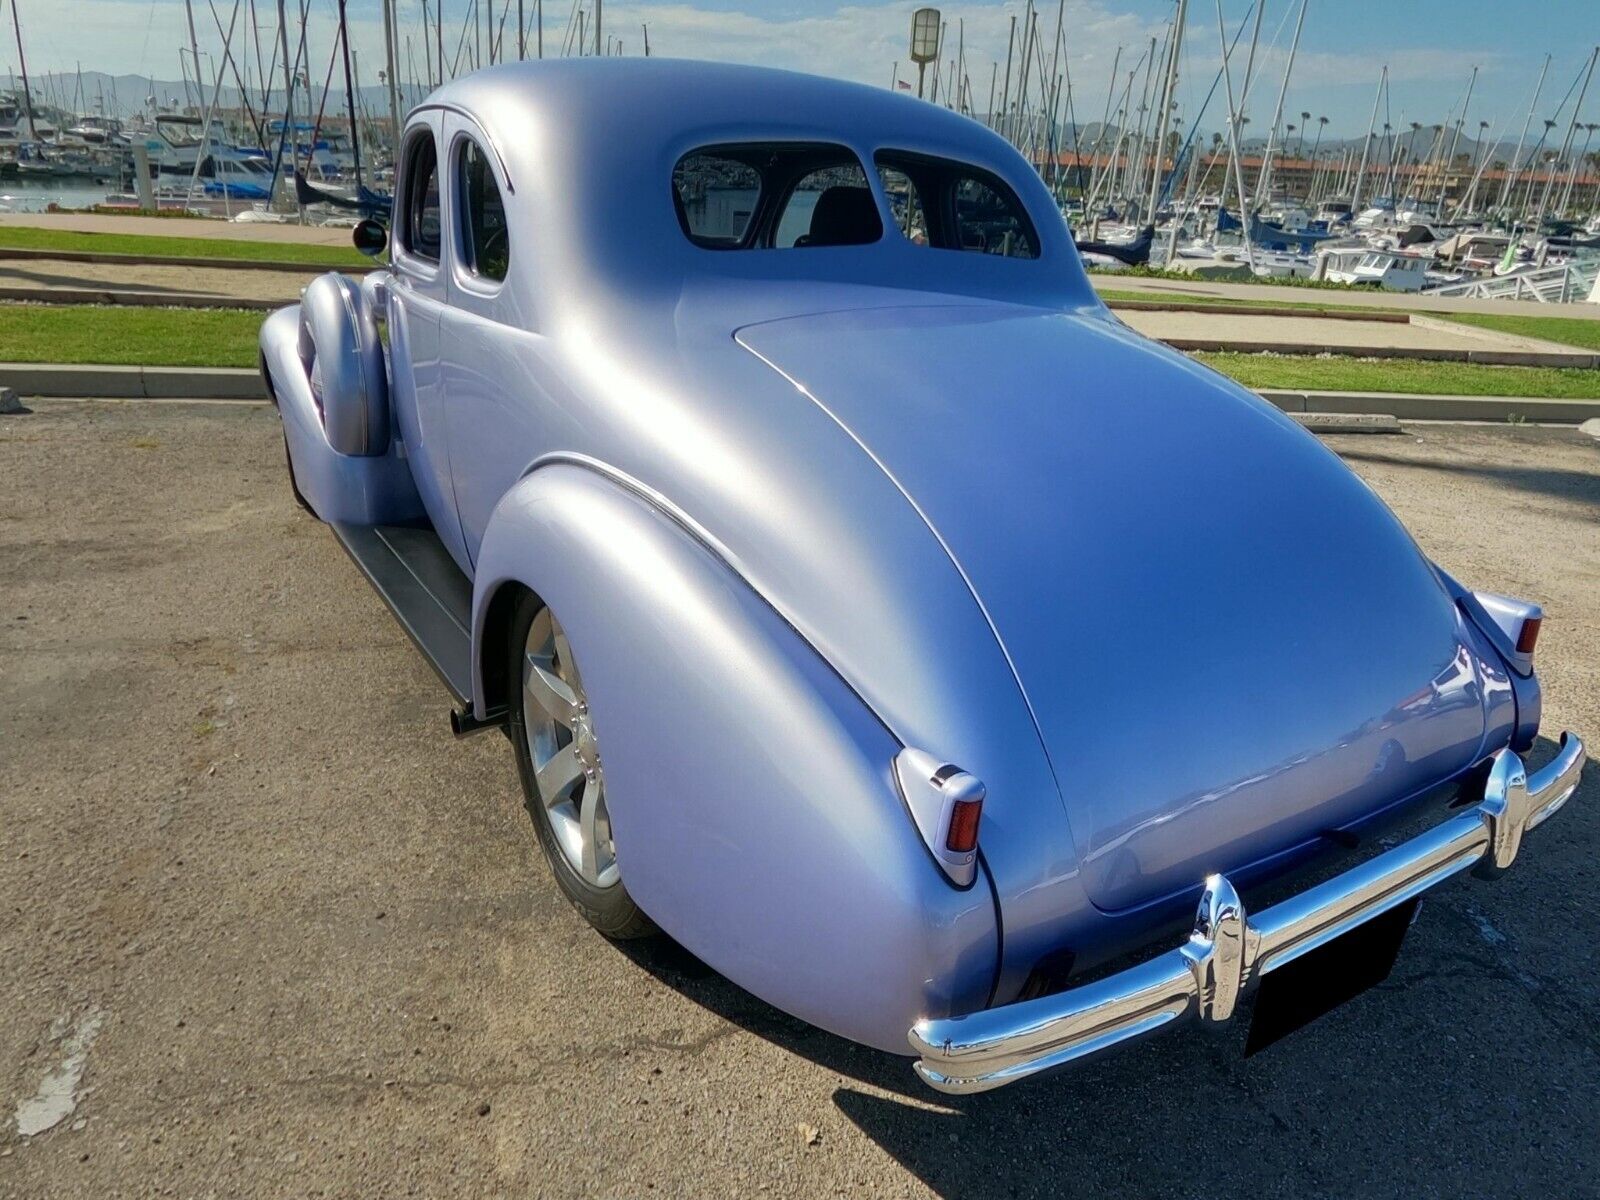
1, 2, 1597, 302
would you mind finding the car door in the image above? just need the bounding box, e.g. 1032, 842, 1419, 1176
438, 112, 545, 565
386, 112, 473, 571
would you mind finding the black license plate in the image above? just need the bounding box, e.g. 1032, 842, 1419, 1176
1244, 898, 1420, 1056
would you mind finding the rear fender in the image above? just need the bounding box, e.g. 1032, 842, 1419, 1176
469, 460, 999, 1052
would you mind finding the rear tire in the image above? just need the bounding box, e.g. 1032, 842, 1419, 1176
506, 590, 655, 940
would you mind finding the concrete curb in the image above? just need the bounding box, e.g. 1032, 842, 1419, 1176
1258, 389, 1600, 424
0, 363, 265, 400
0, 245, 369, 274
0, 286, 283, 311
3, 365, 1596, 421
1105, 299, 1412, 323
1289, 412, 1403, 433
1407, 313, 1600, 364
1171, 339, 1600, 367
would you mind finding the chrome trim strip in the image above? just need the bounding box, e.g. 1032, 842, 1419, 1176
910, 733, 1586, 1095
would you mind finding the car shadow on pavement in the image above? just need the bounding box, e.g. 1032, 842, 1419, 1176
610, 934, 926, 1098
616, 749, 1596, 1198
1337, 447, 1600, 516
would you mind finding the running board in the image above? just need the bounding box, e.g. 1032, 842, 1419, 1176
329, 522, 476, 707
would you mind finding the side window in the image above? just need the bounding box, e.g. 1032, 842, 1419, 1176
874, 151, 1039, 260
401, 131, 442, 262
673, 153, 761, 246
877, 165, 927, 245
954, 177, 1037, 258
774, 162, 880, 248
457, 137, 508, 282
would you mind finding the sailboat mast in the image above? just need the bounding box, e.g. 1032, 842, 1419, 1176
1085, 45, 1120, 201
1255, 0, 1307, 211
1212, 0, 1255, 270
274, 0, 295, 207
7, 0, 37, 139
1439, 65, 1476, 210
1220, 0, 1265, 212
999, 16, 1016, 142
1554, 45, 1599, 216
381, 0, 401, 152
184, 0, 204, 109
1147, 0, 1188, 220
1350, 65, 1384, 214
186, 0, 242, 204
335, 0, 364, 188
1500, 54, 1549, 213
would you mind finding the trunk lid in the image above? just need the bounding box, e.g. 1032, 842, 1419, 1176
738, 302, 1491, 912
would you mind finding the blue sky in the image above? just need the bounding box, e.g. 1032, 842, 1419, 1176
15, 0, 1599, 137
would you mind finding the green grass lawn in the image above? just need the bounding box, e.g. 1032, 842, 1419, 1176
0, 225, 367, 267
1194, 351, 1600, 400
3, 303, 1595, 399
0, 303, 263, 367
1437, 312, 1600, 353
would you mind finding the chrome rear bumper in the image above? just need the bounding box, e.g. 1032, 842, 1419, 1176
910, 733, 1586, 1095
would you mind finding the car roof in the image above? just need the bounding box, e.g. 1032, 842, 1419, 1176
423, 58, 1001, 178
409, 58, 1090, 315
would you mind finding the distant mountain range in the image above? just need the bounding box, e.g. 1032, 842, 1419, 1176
7, 69, 428, 124
996, 118, 1575, 167
9, 68, 1587, 169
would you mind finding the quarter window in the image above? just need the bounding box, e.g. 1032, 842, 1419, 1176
457, 137, 509, 281
400, 131, 442, 262
673, 153, 761, 246
874, 151, 1039, 259
878, 165, 928, 245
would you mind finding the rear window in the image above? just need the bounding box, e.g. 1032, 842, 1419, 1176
672, 143, 882, 250
874, 151, 1039, 259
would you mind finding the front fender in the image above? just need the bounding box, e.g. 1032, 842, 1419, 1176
259, 304, 422, 525
469, 461, 999, 1052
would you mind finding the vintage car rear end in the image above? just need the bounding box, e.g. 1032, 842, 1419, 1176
260, 58, 1584, 1095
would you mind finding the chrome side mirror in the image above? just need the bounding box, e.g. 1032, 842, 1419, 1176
352, 218, 388, 258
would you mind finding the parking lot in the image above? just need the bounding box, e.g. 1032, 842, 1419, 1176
1, 400, 1596, 1198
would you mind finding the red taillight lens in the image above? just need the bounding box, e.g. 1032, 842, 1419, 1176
945, 798, 983, 854
1516, 616, 1542, 655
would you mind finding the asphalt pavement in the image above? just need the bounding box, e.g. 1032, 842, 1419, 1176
1, 402, 1596, 1198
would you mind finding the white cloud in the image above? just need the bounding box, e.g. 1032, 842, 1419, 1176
9, 0, 1512, 133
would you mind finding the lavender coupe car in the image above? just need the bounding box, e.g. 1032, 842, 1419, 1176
260, 59, 1585, 1094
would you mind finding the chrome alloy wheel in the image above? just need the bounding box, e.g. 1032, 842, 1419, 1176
521, 608, 618, 888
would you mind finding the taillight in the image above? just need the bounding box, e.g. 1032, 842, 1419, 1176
1516, 616, 1541, 655
894, 749, 986, 888
945, 795, 983, 853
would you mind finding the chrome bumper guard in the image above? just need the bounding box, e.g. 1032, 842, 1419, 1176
911, 733, 1586, 1095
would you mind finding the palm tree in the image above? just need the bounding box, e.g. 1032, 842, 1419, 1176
1299, 110, 1311, 158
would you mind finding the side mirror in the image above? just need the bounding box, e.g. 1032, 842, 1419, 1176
352, 218, 388, 258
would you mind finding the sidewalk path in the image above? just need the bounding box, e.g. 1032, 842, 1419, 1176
0, 211, 354, 246
0, 256, 316, 303
1117, 309, 1597, 362
1091, 272, 1600, 320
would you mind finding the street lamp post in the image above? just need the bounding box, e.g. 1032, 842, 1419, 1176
910, 8, 941, 100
